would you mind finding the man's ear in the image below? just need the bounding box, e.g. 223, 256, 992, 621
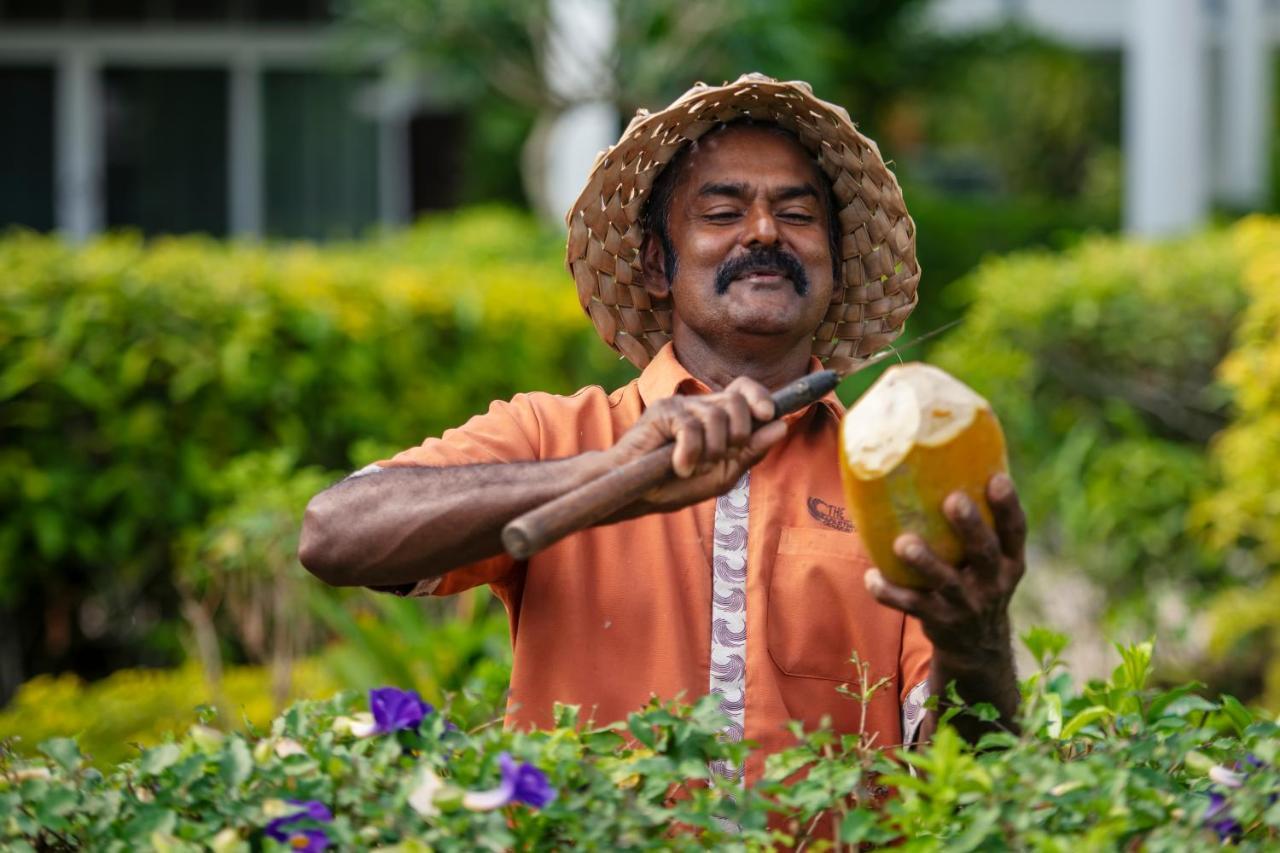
639, 233, 672, 300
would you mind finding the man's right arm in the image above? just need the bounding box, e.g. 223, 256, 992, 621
298, 376, 786, 591
298, 453, 614, 589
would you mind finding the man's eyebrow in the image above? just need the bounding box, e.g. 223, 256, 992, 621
771, 184, 820, 202
696, 181, 750, 199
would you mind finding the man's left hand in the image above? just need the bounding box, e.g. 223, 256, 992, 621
866, 472, 1025, 662
864, 472, 1026, 738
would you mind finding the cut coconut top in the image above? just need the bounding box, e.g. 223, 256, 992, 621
841, 362, 990, 478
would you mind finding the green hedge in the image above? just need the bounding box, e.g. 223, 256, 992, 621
2, 635, 1277, 850
0, 208, 634, 679
932, 222, 1257, 621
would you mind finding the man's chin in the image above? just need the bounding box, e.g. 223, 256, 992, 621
727, 312, 808, 339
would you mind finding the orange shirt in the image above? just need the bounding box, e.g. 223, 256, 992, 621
370, 343, 932, 782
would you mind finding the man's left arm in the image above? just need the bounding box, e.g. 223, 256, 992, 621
867, 473, 1026, 745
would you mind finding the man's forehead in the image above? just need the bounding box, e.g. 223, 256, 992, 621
675, 124, 823, 193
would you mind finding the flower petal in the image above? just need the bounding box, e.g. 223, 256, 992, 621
274, 739, 307, 758
408, 769, 445, 818
369, 687, 434, 734
333, 713, 378, 738
1209, 765, 1245, 789
287, 827, 330, 852
461, 787, 514, 812
511, 763, 556, 808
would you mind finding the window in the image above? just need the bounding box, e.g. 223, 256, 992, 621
263, 70, 378, 239
103, 67, 229, 236
0, 65, 56, 231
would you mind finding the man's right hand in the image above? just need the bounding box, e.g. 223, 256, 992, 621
607, 376, 789, 513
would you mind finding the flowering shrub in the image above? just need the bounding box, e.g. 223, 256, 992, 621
0, 207, 635, 679
2, 635, 1277, 850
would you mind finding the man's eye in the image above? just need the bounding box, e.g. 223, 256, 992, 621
705, 211, 741, 222
780, 211, 816, 223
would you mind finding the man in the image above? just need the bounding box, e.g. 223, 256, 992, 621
300, 75, 1024, 784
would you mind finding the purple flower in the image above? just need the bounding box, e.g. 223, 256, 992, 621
264, 800, 333, 850
462, 752, 556, 811
370, 687, 433, 734
1204, 792, 1242, 842
279, 828, 330, 851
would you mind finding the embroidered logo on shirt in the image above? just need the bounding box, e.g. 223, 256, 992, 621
807, 496, 853, 532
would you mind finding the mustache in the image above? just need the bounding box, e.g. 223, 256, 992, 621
713, 247, 810, 296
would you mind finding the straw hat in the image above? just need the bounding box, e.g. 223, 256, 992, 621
565, 73, 920, 373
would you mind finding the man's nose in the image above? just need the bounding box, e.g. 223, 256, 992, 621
741, 205, 780, 247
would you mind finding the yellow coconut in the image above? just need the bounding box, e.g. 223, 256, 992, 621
838, 363, 1008, 589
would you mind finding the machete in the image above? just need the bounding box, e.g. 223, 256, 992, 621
502, 320, 960, 560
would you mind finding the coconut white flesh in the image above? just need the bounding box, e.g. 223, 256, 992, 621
842, 363, 988, 477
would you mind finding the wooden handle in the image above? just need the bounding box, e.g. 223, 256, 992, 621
501, 370, 840, 560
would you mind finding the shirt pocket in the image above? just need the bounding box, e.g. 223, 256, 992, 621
767, 526, 883, 683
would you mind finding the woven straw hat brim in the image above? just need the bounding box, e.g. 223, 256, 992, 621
565, 73, 920, 373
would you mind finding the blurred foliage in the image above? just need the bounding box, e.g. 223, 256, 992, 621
1197, 217, 1280, 706
933, 224, 1252, 629
308, 590, 512, 731
913, 32, 1122, 204
175, 452, 336, 709
336, 0, 834, 113
0, 594, 513, 768
887, 186, 1118, 359
0, 661, 338, 767
0, 207, 633, 688
1272, 55, 1280, 211
4, 634, 1279, 849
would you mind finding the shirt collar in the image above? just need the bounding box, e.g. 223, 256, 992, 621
637, 342, 845, 424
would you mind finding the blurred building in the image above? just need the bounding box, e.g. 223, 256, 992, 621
0, 0, 464, 241
932, 0, 1279, 234
1, 0, 1276, 240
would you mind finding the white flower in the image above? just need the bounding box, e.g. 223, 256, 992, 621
333, 712, 378, 738
189, 725, 225, 753
408, 768, 446, 818
209, 827, 248, 853
274, 738, 306, 758
1209, 765, 1245, 789
8, 766, 52, 781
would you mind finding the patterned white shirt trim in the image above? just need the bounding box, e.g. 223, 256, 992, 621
902, 678, 931, 746
708, 471, 750, 788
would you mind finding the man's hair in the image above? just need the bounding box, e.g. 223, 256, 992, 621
641, 119, 843, 285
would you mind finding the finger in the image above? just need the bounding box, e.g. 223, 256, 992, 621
671, 413, 704, 478
864, 568, 932, 619
893, 534, 964, 601
942, 491, 1002, 580
986, 473, 1026, 561
722, 392, 753, 447
726, 376, 776, 422
694, 402, 729, 462
744, 419, 787, 458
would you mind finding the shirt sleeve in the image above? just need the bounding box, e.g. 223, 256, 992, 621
899, 615, 934, 746
360, 395, 543, 598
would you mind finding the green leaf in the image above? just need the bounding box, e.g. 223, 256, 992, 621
838, 809, 881, 843
1060, 705, 1111, 740
1043, 692, 1063, 739
123, 807, 177, 840
628, 717, 657, 750
1219, 694, 1253, 736
139, 743, 182, 776
1021, 626, 1070, 669
35, 786, 78, 821
39, 737, 82, 772
219, 737, 252, 788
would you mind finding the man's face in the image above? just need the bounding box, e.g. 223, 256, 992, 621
644, 124, 837, 354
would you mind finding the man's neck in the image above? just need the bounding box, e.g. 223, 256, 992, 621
671, 328, 814, 392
